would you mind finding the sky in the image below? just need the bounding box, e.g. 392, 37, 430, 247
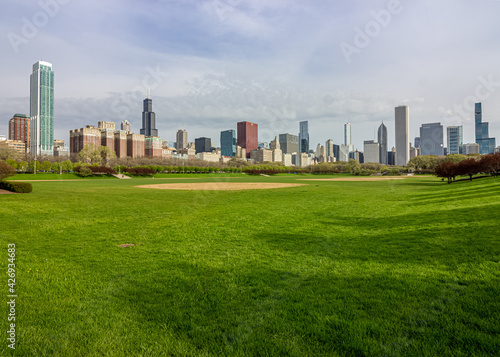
1, 0, 499, 150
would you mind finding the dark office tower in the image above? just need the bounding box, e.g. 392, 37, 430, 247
420, 122, 444, 156
220, 129, 236, 157
140, 92, 158, 137
237, 121, 258, 158
195, 137, 211, 154
414, 137, 421, 148
378, 122, 388, 165
279, 133, 299, 154
475, 103, 496, 154
299, 121, 309, 153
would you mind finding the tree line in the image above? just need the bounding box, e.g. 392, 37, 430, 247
434, 153, 500, 183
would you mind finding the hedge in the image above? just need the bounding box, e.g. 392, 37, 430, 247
0, 181, 33, 193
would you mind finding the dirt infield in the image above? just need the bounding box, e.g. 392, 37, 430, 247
0, 189, 17, 194
298, 176, 408, 182
136, 182, 305, 190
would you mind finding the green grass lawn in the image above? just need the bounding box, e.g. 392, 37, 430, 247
1, 175, 499, 356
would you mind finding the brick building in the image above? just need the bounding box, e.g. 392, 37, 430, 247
8, 114, 30, 152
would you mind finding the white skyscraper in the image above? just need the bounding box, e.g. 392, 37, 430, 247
395, 106, 410, 166
30, 61, 54, 156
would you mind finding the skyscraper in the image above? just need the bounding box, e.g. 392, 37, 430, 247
220, 129, 236, 157
299, 121, 309, 153
195, 137, 211, 154
377, 122, 388, 165
237, 121, 258, 158
344, 123, 354, 152
121, 120, 131, 132
278, 133, 299, 154
364, 140, 380, 163
420, 122, 444, 156
140, 93, 158, 137
30, 61, 54, 156
395, 106, 410, 166
475, 103, 496, 154
9, 114, 30, 151
447, 126, 463, 155
176, 129, 188, 150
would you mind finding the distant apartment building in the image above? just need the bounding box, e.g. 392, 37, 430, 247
250, 148, 273, 163
127, 133, 145, 158
195, 137, 211, 154
9, 114, 30, 152
279, 133, 299, 154
145, 136, 163, 157
176, 129, 188, 150
364, 140, 380, 163
0, 140, 26, 155
220, 129, 236, 157
420, 122, 444, 156
237, 121, 258, 158
447, 126, 463, 155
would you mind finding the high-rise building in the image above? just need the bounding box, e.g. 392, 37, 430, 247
414, 137, 421, 148
121, 120, 131, 132
237, 121, 258, 158
176, 129, 188, 150
332, 144, 340, 161
195, 137, 211, 154
338, 144, 350, 162
463, 143, 480, 155
447, 126, 463, 155
279, 133, 299, 154
299, 121, 309, 153
145, 136, 163, 157
344, 123, 351, 146
475, 103, 496, 154
395, 106, 410, 166
30, 61, 54, 156
363, 140, 380, 163
420, 123, 444, 156
377, 122, 388, 165
388, 147, 396, 165
140, 93, 158, 137
9, 114, 30, 151
325, 139, 334, 158
220, 129, 236, 157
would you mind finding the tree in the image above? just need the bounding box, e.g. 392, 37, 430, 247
17, 161, 28, 172
6, 159, 17, 169
40, 160, 52, 172
61, 160, 73, 172
434, 161, 457, 184
456, 158, 484, 181
51, 162, 60, 172
0, 161, 16, 181
0, 148, 18, 161
78, 144, 116, 165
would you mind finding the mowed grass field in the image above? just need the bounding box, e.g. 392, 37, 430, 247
1, 174, 499, 356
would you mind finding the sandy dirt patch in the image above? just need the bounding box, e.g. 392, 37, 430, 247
298, 176, 408, 182
0, 189, 18, 194
136, 182, 305, 190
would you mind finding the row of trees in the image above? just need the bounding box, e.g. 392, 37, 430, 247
434, 153, 500, 183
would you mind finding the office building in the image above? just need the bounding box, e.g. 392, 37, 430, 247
378, 122, 388, 165
447, 126, 463, 155
9, 114, 30, 151
121, 120, 131, 132
332, 144, 340, 161
195, 137, 211, 154
299, 121, 309, 153
145, 136, 163, 157
388, 147, 396, 165
364, 140, 380, 163
140, 93, 158, 137
344, 123, 354, 152
250, 148, 273, 163
220, 129, 237, 157
338, 144, 350, 162
475, 103, 496, 154
176, 129, 188, 150
420, 122, 444, 156
395, 106, 410, 165
270, 137, 282, 163
279, 133, 299, 154
463, 143, 480, 155
414, 137, 421, 148
30, 61, 54, 156
237, 121, 258, 158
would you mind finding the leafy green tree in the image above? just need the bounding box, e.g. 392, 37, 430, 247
0, 161, 16, 181
78, 144, 116, 165
0, 148, 18, 161
6, 159, 17, 169
78, 166, 93, 177
51, 162, 60, 172
40, 161, 52, 172
61, 160, 73, 172
17, 161, 28, 172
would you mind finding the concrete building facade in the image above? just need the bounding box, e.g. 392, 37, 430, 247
395, 106, 410, 165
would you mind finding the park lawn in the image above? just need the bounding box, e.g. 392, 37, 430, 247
1, 175, 499, 356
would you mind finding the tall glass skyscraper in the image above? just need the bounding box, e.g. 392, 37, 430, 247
475, 103, 496, 154
299, 121, 309, 153
420, 122, 444, 156
344, 123, 354, 152
447, 126, 463, 155
220, 129, 236, 157
30, 61, 54, 156
140, 93, 158, 137
377, 122, 388, 165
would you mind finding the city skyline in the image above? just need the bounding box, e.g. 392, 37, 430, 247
1, 1, 500, 149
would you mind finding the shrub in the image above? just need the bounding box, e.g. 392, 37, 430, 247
0, 161, 16, 180
0, 181, 32, 193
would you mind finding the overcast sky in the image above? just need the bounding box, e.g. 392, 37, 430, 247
1, 0, 499, 150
